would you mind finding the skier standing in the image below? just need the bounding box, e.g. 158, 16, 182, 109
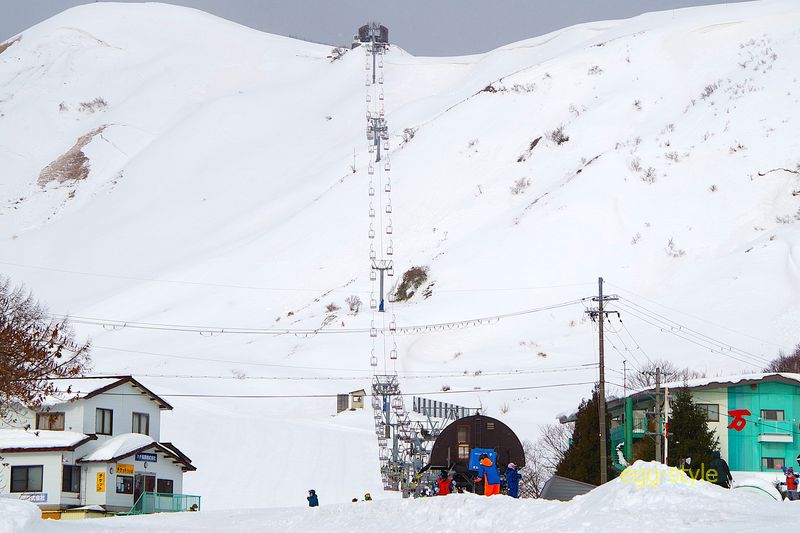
307, 489, 319, 507
475, 453, 501, 496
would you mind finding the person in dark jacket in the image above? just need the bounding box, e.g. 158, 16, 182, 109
708, 451, 732, 488
475, 453, 501, 496
307, 489, 319, 507
506, 463, 522, 498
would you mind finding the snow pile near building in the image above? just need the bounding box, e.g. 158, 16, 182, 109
21, 462, 782, 532
0, 499, 42, 533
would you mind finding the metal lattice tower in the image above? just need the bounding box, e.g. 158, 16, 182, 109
359, 23, 473, 497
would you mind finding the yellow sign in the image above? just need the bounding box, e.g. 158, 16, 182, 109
116, 464, 134, 475
96, 472, 106, 492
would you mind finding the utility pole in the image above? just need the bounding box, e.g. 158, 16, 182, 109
664, 386, 670, 465
655, 367, 662, 463
586, 277, 618, 484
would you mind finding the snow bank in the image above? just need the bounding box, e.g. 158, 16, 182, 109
0, 498, 43, 533
32, 461, 783, 533
0, 430, 88, 450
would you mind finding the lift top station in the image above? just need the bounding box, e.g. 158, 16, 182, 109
358, 23, 389, 45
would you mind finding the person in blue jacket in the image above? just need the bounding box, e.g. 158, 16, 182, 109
506, 463, 522, 498
307, 489, 319, 507
475, 453, 501, 496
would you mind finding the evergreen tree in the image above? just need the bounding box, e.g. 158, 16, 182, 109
667, 386, 719, 474
555, 386, 616, 485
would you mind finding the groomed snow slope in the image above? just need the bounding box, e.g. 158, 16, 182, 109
13, 462, 789, 532
1, 1, 800, 509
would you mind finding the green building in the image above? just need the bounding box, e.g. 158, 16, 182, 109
605, 373, 800, 473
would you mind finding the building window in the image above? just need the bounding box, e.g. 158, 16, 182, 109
761, 410, 785, 421
157, 479, 174, 494
116, 475, 134, 494
763, 457, 785, 470
95, 408, 113, 435
62, 465, 81, 493
457, 444, 470, 460
696, 404, 720, 422
132, 412, 150, 435
11, 465, 43, 492
35, 412, 64, 431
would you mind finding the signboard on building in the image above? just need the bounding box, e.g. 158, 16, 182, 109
136, 452, 157, 462
18, 493, 48, 503
116, 463, 134, 475
96, 472, 106, 492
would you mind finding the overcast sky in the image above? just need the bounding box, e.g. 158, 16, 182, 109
2, 0, 749, 56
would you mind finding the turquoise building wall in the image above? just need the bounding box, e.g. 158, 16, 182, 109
727, 382, 800, 471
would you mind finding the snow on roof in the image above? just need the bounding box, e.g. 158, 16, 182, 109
627, 372, 800, 397
0, 429, 92, 452
80, 433, 154, 462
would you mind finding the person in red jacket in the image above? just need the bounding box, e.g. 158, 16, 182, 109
475, 454, 501, 496
437, 471, 453, 495
782, 466, 799, 500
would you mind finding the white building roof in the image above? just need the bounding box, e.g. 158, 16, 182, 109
0, 429, 94, 452
629, 372, 800, 396
80, 433, 154, 462
42, 376, 173, 410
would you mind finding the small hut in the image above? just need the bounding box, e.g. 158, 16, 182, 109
427, 415, 525, 492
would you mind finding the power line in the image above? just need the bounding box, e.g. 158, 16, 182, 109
617, 298, 771, 363
606, 282, 787, 350
0, 258, 593, 294
62, 364, 601, 382
613, 300, 770, 368
56, 380, 599, 400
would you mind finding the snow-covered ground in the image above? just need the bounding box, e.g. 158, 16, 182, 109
1, 462, 790, 532
2, 0, 800, 511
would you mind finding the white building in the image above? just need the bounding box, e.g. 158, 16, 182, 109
0, 376, 196, 516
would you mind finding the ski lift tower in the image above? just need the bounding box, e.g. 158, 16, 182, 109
358, 22, 389, 84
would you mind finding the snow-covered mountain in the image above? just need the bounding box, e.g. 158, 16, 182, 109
1, 0, 799, 509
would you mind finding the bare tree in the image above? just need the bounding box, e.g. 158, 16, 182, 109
519, 439, 549, 498
0, 277, 91, 425
627, 359, 705, 389
765, 344, 800, 373
538, 422, 573, 471
344, 295, 362, 315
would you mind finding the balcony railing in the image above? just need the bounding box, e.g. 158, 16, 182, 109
126, 492, 201, 515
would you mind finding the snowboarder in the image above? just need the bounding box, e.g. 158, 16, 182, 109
436, 470, 453, 495
708, 451, 732, 488
307, 489, 319, 507
364, 493, 372, 501
782, 466, 800, 500
475, 453, 501, 496
506, 463, 522, 498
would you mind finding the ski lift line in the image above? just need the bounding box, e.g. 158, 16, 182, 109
60, 380, 600, 400
606, 282, 787, 350
49, 301, 586, 336
613, 306, 765, 369
612, 301, 771, 365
